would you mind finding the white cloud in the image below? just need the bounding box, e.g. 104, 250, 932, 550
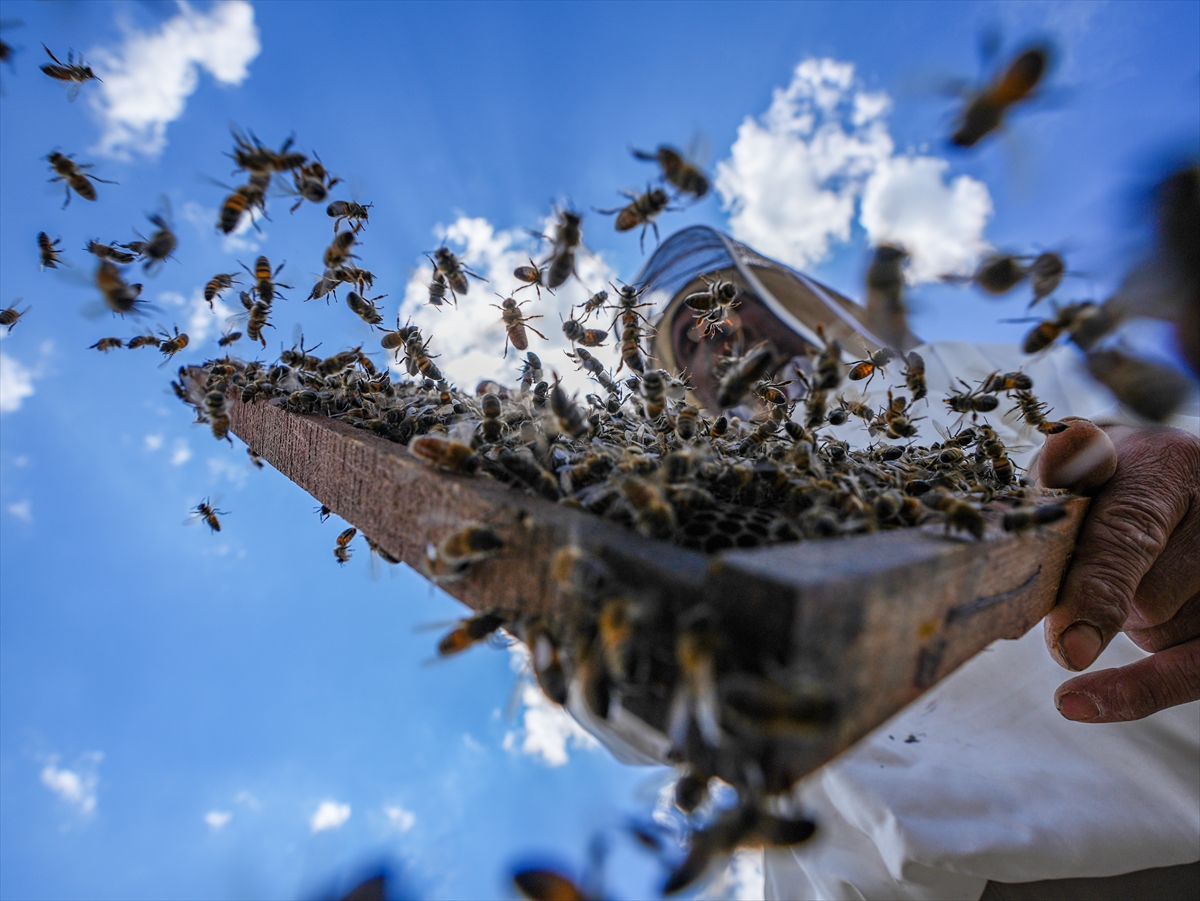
160, 288, 234, 348
40, 752, 102, 817
383, 804, 415, 834
503, 647, 598, 767
859, 155, 993, 282
715, 57, 992, 283
90, 1, 261, 158
208, 455, 248, 487
0, 352, 37, 414
7, 500, 32, 522
234, 790, 260, 810
205, 809, 232, 830
399, 216, 621, 395
170, 438, 192, 466
310, 800, 351, 833
144, 433, 164, 452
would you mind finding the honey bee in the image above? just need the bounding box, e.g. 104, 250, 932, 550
40, 45, 99, 100
981, 434, 1015, 484
847, 346, 896, 392
426, 270, 451, 308
561, 314, 608, 347
523, 618, 569, 705
158, 326, 189, 360
620, 475, 675, 539
247, 449, 264, 469
684, 273, 740, 336
632, 144, 710, 199
951, 44, 1051, 147
708, 415, 729, 438
492, 297, 547, 357
1003, 503, 1069, 533
89, 337, 123, 352
879, 389, 920, 440
902, 350, 927, 402
126, 333, 161, 349
378, 317, 420, 360
94, 261, 146, 316
980, 370, 1033, 393
432, 246, 486, 298
217, 331, 242, 347
1006, 389, 1066, 434
403, 331, 443, 381
204, 273, 239, 309
969, 253, 1029, 295
290, 158, 340, 211
37, 232, 64, 270
518, 351, 543, 394
865, 244, 911, 350
204, 390, 231, 443
190, 498, 227, 533
513, 259, 552, 299
281, 332, 323, 371
669, 618, 721, 748
346, 290, 386, 326
1084, 349, 1193, 423
810, 326, 846, 391
334, 544, 353, 566
597, 186, 672, 251
512, 867, 591, 901
674, 404, 700, 441
474, 392, 505, 444
548, 544, 612, 600
565, 347, 617, 393
545, 238, 578, 291
133, 210, 177, 271
1028, 251, 1065, 306
716, 341, 774, 408
315, 504, 332, 523
336, 526, 357, 548
46, 151, 114, 208
326, 200, 372, 233
409, 433, 479, 474
551, 375, 591, 438
434, 610, 508, 656
922, 490, 984, 539
245, 299, 273, 347
243, 256, 290, 305
323, 230, 358, 269
423, 524, 505, 584
85, 240, 137, 264
944, 378, 1000, 418
217, 183, 267, 235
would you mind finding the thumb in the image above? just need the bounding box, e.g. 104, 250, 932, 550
1033, 418, 1118, 494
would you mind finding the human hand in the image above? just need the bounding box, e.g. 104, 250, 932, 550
1036, 420, 1200, 722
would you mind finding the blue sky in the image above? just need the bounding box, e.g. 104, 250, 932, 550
0, 2, 1197, 899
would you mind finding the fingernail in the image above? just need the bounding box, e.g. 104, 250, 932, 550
1058, 622, 1103, 671
1058, 692, 1101, 721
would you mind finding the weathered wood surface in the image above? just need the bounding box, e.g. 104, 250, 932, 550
230, 398, 1087, 781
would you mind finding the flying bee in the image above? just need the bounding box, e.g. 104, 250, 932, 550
620, 475, 675, 539
492, 296, 547, 357
632, 144, 710, 198
46, 151, 114, 208
579, 290, 608, 322
336, 526, 357, 549
323, 230, 358, 269
951, 43, 1051, 147
561, 314, 608, 347
902, 350, 927, 402
314, 504, 332, 523
242, 256, 290, 305
403, 331, 443, 380
243, 299, 273, 347
716, 341, 774, 408
944, 378, 1000, 418
432, 246, 486, 298
980, 370, 1033, 393
189, 498, 227, 533
810, 326, 846, 390
922, 490, 984, 539
85, 240, 136, 264
478, 392, 505, 443
566, 347, 617, 393
217, 331, 242, 347
1085, 348, 1194, 423
37, 233, 64, 270
1028, 251, 1065, 306
217, 183, 267, 235
597, 186, 672, 251
334, 544, 353, 566
133, 209, 177, 271
126, 333, 161, 349
247, 449, 264, 469
158, 326, 189, 360
967, 253, 1029, 295
433, 610, 507, 655
409, 434, 479, 474
289, 158, 340, 211
327, 200, 372, 233
426, 271, 451, 308
847, 346, 896, 391
513, 258, 552, 299
551, 375, 591, 438
346, 290, 386, 326
281, 332, 323, 371
423, 524, 504, 585
204, 273, 239, 309
1003, 503, 1069, 533
40, 45, 99, 100
519, 352, 543, 394
94, 261, 146, 316
90, 337, 122, 352
1006, 389, 1066, 434
684, 272, 740, 336
522, 618, 569, 706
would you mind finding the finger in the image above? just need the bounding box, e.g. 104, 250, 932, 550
1034, 419, 1117, 494
1055, 636, 1200, 722
1125, 591, 1200, 653
1044, 428, 1197, 671
1128, 500, 1200, 629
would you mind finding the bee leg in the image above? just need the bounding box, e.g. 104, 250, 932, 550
651, 220, 661, 246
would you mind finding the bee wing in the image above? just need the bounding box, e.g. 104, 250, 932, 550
66, 81, 80, 102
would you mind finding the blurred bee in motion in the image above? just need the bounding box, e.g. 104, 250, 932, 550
216, 181, 268, 235
132, 208, 178, 272
981, 370, 1033, 393
126, 333, 161, 349
217, 331, 242, 347
158, 326, 189, 360
541, 205, 583, 289
0, 20, 22, 69
1085, 348, 1194, 423
204, 273, 239, 309
189, 498, 228, 534
1028, 251, 1066, 307
1003, 503, 1069, 533
94, 261, 146, 316
597, 186, 673, 251
327, 200, 372, 233
242, 256, 291, 305
333, 527, 357, 565
85, 240, 136, 264
379, 317, 420, 361
478, 392, 505, 444
513, 258, 552, 299
922, 490, 984, 539
632, 144, 710, 199
425, 270, 451, 308
951, 43, 1051, 148
492, 296, 547, 357
683, 272, 740, 336
847, 345, 896, 392
620, 475, 675, 539
0, 303, 30, 331
423, 523, 505, 584
40, 44, 99, 100
512, 867, 592, 901
204, 390, 231, 443
561, 313, 608, 347
551, 375, 591, 438
716, 341, 775, 408
1017, 301, 1117, 354
90, 337, 123, 352
902, 350, 927, 402
290, 158, 340, 211
408, 433, 479, 474
432, 246, 486, 299
247, 449, 264, 469
865, 244, 912, 351
314, 504, 332, 523
46, 151, 115, 208
433, 609, 508, 656
346, 290, 386, 326
962, 253, 1029, 296
244, 297, 274, 347
38, 232, 64, 270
